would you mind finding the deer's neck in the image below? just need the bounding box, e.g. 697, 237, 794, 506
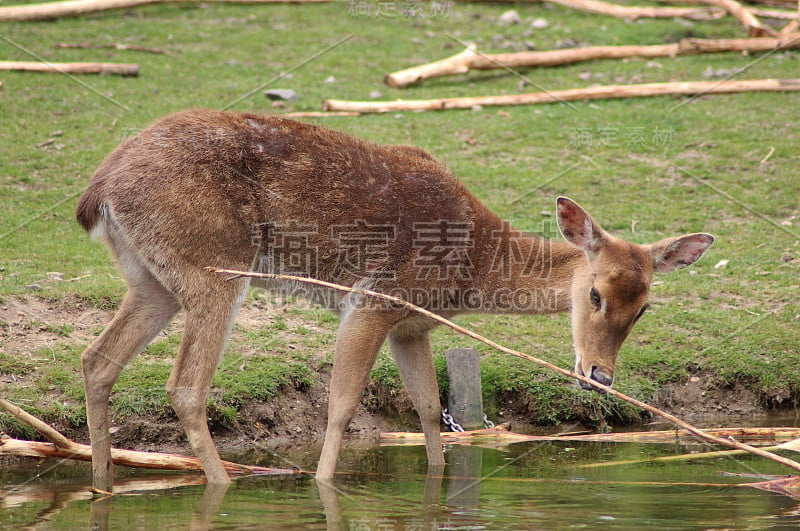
471, 212, 585, 315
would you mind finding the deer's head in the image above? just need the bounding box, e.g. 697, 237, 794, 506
556, 197, 713, 391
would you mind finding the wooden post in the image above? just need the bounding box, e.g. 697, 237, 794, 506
445, 348, 484, 431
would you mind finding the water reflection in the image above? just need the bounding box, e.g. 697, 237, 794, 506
4, 441, 800, 529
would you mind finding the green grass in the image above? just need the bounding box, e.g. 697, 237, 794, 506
1, 1, 798, 432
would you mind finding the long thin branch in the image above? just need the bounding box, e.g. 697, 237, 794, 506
326, 79, 800, 113
545, 0, 725, 20
207, 267, 800, 474
54, 42, 169, 55
385, 37, 800, 88
0, 400, 305, 476
661, 0, 779, 35
0, 398, 72, 449
381, 424, 800, 445
0, 61, 139, 76
0, 0, 328, 21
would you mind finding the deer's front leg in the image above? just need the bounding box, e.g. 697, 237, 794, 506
316, 307, 395, 479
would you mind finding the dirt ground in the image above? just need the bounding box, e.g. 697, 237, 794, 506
0, 295, 778, 454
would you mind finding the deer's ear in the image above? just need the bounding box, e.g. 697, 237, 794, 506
651, 233, 715, 273
557, 197, 606, 257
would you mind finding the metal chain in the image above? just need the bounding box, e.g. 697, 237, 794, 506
441, 408, 495, 432
441, 408, 464, 432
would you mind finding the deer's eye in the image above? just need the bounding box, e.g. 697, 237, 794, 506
589, 287, 601, 310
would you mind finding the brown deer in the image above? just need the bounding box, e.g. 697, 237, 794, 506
76, 109, 713, 489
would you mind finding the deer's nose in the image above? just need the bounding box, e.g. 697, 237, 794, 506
590, 366, 613, 387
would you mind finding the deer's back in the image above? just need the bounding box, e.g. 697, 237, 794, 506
77, 109, 483, 287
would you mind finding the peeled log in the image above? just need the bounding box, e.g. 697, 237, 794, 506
546, 0, 725, 19
385, 37, 800, 88
0, 61, 139, 76
0, 0, 328, 21
326, 79, 800, 114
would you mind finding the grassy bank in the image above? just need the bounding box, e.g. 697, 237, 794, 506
1, 1, 799, 437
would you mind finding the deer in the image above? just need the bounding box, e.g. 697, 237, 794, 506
76, 108, 713, 490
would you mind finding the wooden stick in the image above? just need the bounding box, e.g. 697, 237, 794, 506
326, 79, 800, 114
0, 0, 328, 22
206, 268, 800, 475
0, 400, 305, 476
380, 423, 800, 446
661, 0, 779, 35
0, 399, 72, 449
0, 434, 304, 475
54, 42, 169, 55
544, 0, 725, 20
0, 61, 139, 76
706, 0, 779, 36
283, 111, 361, 117
580, 438, 800, 468
750, 6, 800, 18
385, 37, 800, 88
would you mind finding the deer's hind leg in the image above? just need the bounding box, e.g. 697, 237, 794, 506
82, 253, 180, 492
165, 273, 250, 485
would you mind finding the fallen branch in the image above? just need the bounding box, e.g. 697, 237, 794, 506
54, 42, 169, 54
544, 0, 725, 20
661, 0, 779, 35
705, 0, 779, 35
0, 0, 328, 21
283, 111, 361, 118
207, 268, 800, 475
381, 423, 800, 446
326, 79, 800, 113
750, 6, 800, 17
0, 61, 139, 76
580, 438, 800, 468
385, 37, 800, 88
0, 399, 304, 476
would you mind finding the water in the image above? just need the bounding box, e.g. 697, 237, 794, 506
2, 439, 800, 529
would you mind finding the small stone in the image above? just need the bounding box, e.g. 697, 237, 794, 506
264, 89, 299, 101
578, 71, 592, 81
471, 104, 483, 112
50, 130, 63, 137
541, 210, 553, 217
369, 90, 383, 99
46, 272, 65, 281
324, 76, 336, 84
714, 259, 729, 269
555, 38, 578, 49
524, 40, 536, 50
271, 101, 286, 109
412, 37, 425, 45
498, 10, 521, 26
646, 61, 662, 69
26, 284, 43, 291
531, 17, 548, 29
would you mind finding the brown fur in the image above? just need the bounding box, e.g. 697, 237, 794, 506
76, 109, 713, 489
